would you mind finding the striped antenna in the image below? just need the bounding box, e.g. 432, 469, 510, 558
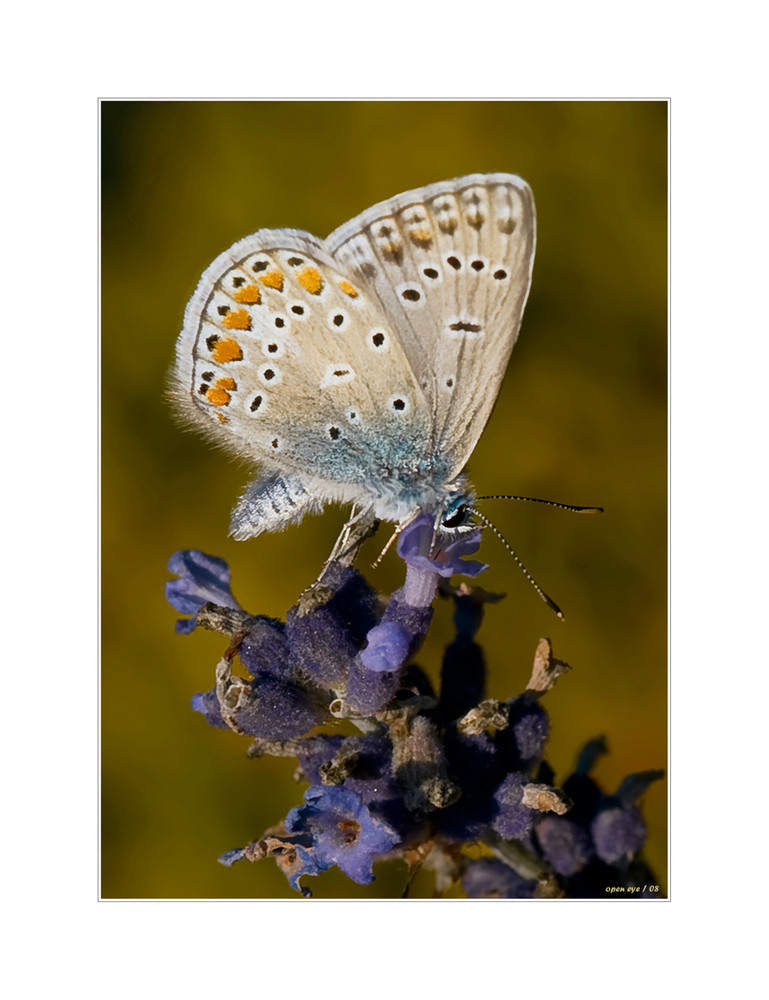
472, 509, 565, 620
476, 495, 603, 514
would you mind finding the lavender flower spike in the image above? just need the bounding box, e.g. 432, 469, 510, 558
166, 536, 664, 898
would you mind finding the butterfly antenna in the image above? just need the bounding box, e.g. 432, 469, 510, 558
476, 495, 604, 514
472, 509, 565, 620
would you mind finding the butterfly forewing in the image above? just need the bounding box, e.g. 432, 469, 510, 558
173, 230, 432, 489
325, 173, 536, 477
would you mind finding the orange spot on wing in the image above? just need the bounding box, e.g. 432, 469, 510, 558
205, 376, 236, 407
211, 338, 243, 363
259, 269, 284, 291
297, 266, 323, 295
222, 308, 252, 331
338, 280, 358, 298
234, 284, 262, 304
206, 387, 231, 406
217, 414, 229, 424
410, 227, 433, 245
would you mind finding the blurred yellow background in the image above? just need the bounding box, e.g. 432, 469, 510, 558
101, 100, 667, 899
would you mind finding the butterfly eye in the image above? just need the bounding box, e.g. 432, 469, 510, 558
442, 504, 469, 528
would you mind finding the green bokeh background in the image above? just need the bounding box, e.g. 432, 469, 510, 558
101, 100, 667, 899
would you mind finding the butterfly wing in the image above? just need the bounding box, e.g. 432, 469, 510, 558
325, 174, 536, 478
171, 229, 434, 528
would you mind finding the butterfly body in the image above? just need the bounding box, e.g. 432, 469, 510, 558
171, 173, 535, 546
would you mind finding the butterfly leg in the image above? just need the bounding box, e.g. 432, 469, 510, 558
296, 507, 379, 616
324, 505, 366, 562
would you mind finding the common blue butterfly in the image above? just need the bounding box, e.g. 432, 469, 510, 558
171, 174, 536, 561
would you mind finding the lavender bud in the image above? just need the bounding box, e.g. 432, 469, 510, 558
592, 804, 647, 865
462, 858, 537, 899
492, 773, 537, 840
536, 816, 594, 875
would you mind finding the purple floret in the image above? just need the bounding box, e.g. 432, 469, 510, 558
397, 515, 487, 579
285, 785, 400, 885
165, 550, 242, 633
191, 688, 228, 729
396, 515, 487, 607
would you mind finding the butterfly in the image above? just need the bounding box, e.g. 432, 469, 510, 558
170, 173, 536, 563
